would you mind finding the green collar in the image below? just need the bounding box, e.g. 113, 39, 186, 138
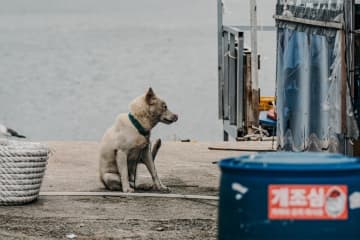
128, 113, 150, 137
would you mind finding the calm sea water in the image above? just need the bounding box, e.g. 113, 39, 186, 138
0, 0, 276, 141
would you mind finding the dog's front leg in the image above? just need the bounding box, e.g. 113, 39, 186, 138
116, 150, 134, 193
142, 147, 169, 192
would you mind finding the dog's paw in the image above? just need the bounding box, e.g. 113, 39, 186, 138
153, 185, 171, 193
123, 187, 135, 193
160, 186, 171, 193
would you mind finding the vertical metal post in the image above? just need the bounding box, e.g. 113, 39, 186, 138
250, 0, 259, 91
218, 0, 224, 119
244, 51, 253, 132
343, 0, 355, 102
341, 32, 347, 136
344, 0, 355, 155
223, 131, 229, 141
237, 32, 244, 131
249, 0, 260, 130
229, 33, 237, 125
223, 32, 230, 119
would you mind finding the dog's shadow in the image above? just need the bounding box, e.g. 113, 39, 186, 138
94, 184, 167, 193
134, 183, 159, 192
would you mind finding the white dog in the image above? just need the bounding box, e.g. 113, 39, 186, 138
99, 88, 178, 192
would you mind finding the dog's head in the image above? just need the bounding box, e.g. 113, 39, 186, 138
130, 88, 178, 128
144, 88, 178, 124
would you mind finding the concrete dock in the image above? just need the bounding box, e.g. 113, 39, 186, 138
0, 141, 273, 240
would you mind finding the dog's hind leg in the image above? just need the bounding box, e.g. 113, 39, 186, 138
102, 173, 122, 191
151, 138, 161, 161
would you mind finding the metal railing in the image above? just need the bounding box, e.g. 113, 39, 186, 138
218, 24, 246, 139
217, 0, 246, 140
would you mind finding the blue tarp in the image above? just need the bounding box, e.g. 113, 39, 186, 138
259, 111, 276, 127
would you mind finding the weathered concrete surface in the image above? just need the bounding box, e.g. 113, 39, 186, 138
0, 141, 273, 239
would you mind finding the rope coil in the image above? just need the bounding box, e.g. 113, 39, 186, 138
0, 140, 49, 205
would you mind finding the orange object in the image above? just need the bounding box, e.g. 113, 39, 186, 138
259, 96, 275, 111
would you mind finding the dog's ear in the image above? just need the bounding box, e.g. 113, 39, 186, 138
145, 88, 156, 105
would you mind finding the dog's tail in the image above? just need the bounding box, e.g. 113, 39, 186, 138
151, 138, 161, 161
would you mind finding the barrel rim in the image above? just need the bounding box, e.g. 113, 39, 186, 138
219, 152, 360, 171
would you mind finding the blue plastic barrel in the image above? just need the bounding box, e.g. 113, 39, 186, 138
218, 152, 360, 240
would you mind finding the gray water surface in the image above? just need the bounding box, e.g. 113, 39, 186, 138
0, 0, 276, 141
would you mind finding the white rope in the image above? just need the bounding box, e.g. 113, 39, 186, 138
0, 150, 49, 157
0, 196, 38, 206
0, 178, 43, 185
0, 157, 48, 164
0, 189, 40, 197
40, 191, 219, 201
0, 168, 46, 175
224, 51, 237, 59
2, 172, 46, 179
0, 139, 49, 205
0, 161, 47, 168
0, 183, 42, 191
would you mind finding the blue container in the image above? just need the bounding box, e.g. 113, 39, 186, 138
218, 152, 360, 240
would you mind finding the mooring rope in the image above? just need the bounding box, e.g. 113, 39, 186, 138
0, 140, 49, 205
40, 191, 219, 201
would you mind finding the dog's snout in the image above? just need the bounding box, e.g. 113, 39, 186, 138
173, 114, 178, 122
